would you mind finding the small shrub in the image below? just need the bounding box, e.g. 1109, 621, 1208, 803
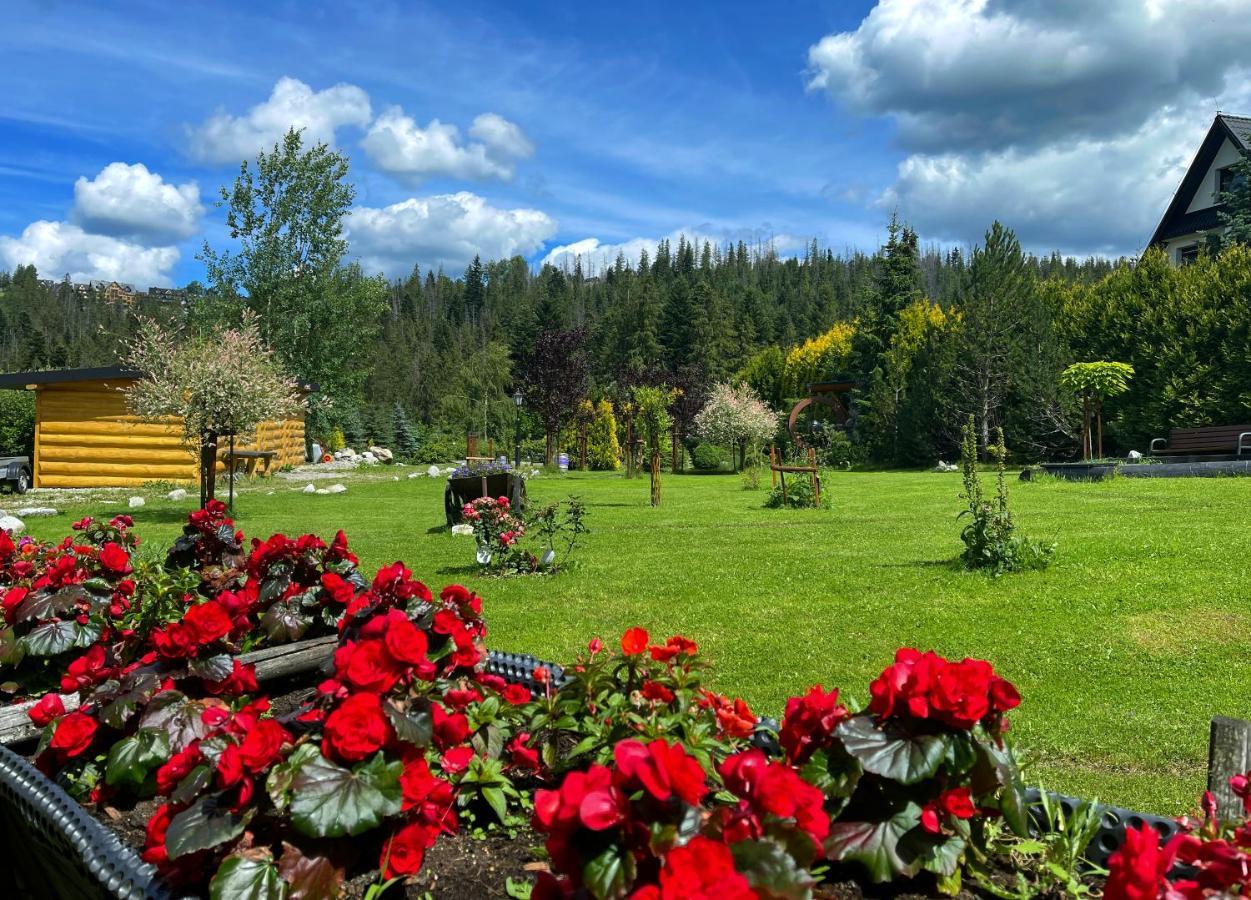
692, 442, 727, 471
585, 399, 621, 470
0, 390, 35, 457
764, 473, 827, 509
958, 416, 1053, 574
818, 430, 859, 469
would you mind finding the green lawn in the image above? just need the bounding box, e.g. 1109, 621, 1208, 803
18, 467, 1251, 815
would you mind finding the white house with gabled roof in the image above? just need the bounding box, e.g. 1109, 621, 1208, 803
1148, 113, 1250, 264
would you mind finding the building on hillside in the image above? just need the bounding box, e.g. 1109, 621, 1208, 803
1148, 113, 1250, 263
0, 367, 306, 488
88, 281, 137, 303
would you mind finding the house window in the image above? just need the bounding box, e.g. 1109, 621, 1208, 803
1178, 244, 1200, 265
1219, 165, 1247, 197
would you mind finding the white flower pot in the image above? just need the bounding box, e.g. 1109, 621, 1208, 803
476, 545, 493, 565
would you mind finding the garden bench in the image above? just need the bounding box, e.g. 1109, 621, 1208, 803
1149, 425, 1251, 456
222, 448, 277, 477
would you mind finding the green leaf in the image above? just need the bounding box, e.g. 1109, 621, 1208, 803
824, 801, 923, 883
267, 743, 321, 812
277, 843, 345, 900
582, 845, 633, 900
172, 764, 214, 806
166, 792, 254, 859
290, 751, 402, 838
140, 692, 217, 751
899, 829, 967, 877
262, 602, 309, 643
100, 672, 162, 730
259, 572, 291, 605
730, 838, 817, 900
210, 856, 285, 900
385, 701, 431, 749
0, 626, 25, 666
105, 728, 170, 791
16, 586, 86, 623
191, 653, 236, 682
481, 786, 509, 824
836, 715, 946, 785
21, 619, 100, 657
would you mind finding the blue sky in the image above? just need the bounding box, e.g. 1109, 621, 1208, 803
2, 0, 1250, 287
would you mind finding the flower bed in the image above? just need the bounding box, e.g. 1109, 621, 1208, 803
1, 509, 1244, 899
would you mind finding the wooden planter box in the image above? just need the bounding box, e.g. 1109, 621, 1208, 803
443, 472, 526, 526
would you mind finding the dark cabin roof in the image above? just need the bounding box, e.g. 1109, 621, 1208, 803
1148, 114, 1251, 248
0, 366, 318, 393
0, 366, 142, 389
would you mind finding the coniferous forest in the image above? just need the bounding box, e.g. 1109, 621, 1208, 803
3, 222, 1251, 467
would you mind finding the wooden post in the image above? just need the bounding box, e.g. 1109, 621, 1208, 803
809, 447, 820, 506
780, 469, 788, 506
769, 445, 778, 488
1209, 717, 1251, 816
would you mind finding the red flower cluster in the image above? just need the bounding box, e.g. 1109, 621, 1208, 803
715, 748, 830, 848
534, 738, 708, 884
632, 837, 759, 900
381, 753, 458, 877
868, 648, 1021, 730
151, 599, 234, 659
779, 684, 849, 765
698, 690, 758, 739
920, 786, 977, 834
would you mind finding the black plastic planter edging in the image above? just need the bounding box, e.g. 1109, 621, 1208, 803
486, 649, 566, 694
0, 741, 174, 900
1022, 787, 1182, 868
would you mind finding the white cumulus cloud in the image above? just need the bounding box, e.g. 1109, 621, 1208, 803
189, 76, 372, 164
0, 220, 180, 286
807, 0, 1251, 255
361, 108, 534, 183
542, 229, 808, 273
347, 191, 557, 276
71, 162, 203, 243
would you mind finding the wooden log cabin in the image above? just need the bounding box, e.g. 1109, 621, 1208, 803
0, 366, 306, 488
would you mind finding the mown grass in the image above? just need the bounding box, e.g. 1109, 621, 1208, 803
19, 467, 1251, 815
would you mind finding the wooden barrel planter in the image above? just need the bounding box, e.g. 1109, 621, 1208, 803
443, 472, 526, 526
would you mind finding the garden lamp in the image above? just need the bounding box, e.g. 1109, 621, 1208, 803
513, 389, 524, 468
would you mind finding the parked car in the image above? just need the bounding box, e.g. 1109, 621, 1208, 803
1, 456, 31, 494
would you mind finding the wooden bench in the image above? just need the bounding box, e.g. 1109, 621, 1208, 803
223, 449, 277, 477
1150, 425, 1251, 456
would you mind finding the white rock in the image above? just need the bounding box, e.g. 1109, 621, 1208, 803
128, 496, 146, 508
0, 515, 24, 535
16, 507, 58, 517
375, 448, 394, 463
326, 483, 347, 494
450, 524, 474, 536
302, 484, 316, 494
166, 488, 188, 501
392, 476, 399, 481
1128, 450, 1143, 461
361, 452, 377, 463
933, 461, 958, 473
427, 465, 441, 477
315, 488, 331, 495
338, 448, 355, 458
367, 446, 384, 456
407, 472, 420, 479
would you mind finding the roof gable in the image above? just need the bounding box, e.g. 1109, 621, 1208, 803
1149, 114, 1250, 247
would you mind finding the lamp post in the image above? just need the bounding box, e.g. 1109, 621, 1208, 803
513, 389, 524, 468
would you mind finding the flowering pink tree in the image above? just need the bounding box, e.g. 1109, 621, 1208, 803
693, 382, 780, 471
124, 313, 304, 506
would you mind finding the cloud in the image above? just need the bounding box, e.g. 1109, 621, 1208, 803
807, 0, 1251, 154
0, 220, 179, 286
808, 0, 1251, 254
188, 76, 371, 164
71, 162, 203, 243
361, 108, 533, 183
542, 228, 809, 272
347, 191, 557, 276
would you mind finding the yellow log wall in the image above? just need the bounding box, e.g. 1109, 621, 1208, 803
33, 379, 305, 488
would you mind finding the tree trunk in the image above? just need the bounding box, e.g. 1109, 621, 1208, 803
200, 429, 219, 508
671, 424, 680, 474
649, 442, 661, 507
545, 428, 554, 466
1096, 398, 1104, 460
1080, 397, 1091, 460
625, 417, 635, 479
